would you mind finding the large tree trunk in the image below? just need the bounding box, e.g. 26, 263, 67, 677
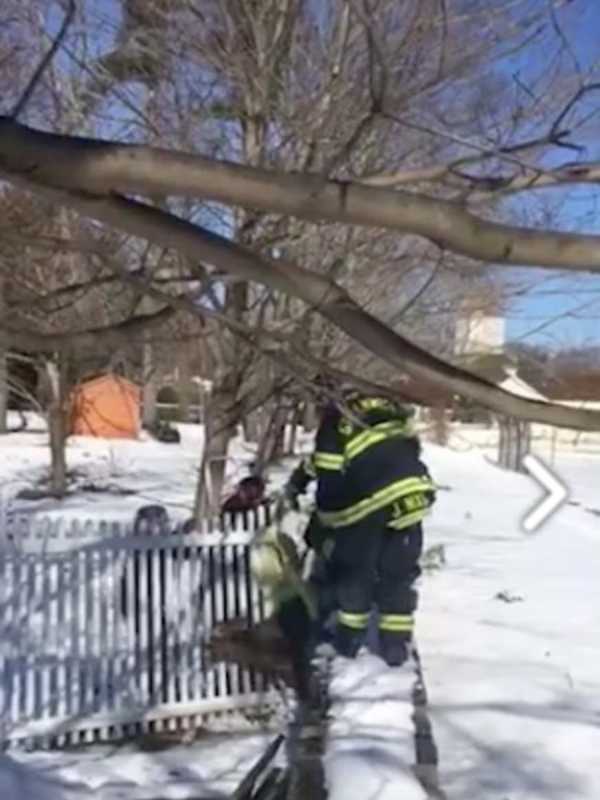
193, 379, 239, 520
254, 399, 290, 473
142, 341, 159, 428
177, 346, 191, 422
255, 403, 277, 473
268, 404, 288, 464
243, 408, 261, 444
302, 398, 318, 432
286, 402, 304, 455
193, 445, 212, 522
45, 359, 69, 496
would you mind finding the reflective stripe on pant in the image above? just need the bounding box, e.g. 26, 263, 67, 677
330, 517, 379, 644
337, 610, 370, 630
328, 510, 423, 645
378, 613, 414, 634
376, 524, 422, 636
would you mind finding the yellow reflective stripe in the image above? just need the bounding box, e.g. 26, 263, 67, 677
338, 610, 370, 630
386, 508, 431, 530
318, 477, 435, 528
354, 397, 391, 411
313, 451, 344, 470
344, 421, 411, 462
378, 614, 414, 632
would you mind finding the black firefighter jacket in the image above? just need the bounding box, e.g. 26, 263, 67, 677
289, 397, 436, 531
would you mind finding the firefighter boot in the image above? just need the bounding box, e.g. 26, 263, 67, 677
379, 631, 410, 667
334, 624, 364, 658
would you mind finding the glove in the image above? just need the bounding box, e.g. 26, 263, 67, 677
304, 513, 333, 557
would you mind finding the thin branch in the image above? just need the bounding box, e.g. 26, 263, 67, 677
360, 127, 574, 187
349, 0, 387, 111
387, 255, 444, 327
547, 0, 582, 77
466, 160, 600, 202
108, 262, 377, 422
550, 82, 600, 139
381, 109, 561, 179
11, 0, 77, 120
436, 0, 448, 80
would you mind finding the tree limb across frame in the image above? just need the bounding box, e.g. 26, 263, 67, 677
1, 118, 600, 271
2, 121, 600, 429
4, 176, 599, 430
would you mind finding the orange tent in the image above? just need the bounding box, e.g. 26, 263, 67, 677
70, 374, 141, 439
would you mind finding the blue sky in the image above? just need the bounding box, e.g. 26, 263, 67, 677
44, 0, 600, 350
500, 0, 600, 347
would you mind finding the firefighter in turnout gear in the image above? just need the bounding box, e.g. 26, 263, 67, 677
249, 522, 318, 700
285, 390, 435, 667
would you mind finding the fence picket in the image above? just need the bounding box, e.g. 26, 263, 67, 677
111, 536, 126, 741
66, 552, 77, 729
124, 537, 137, 738
137, 540, 150, 734
55, 556, 68, 747
23, 557, 36, 747
188, 537, 203, 706
48, 557, 59, 725
150, 539, 163, 731
74, 548, 85, 742
236, 544, 252, 697
0, 556, 6, 741
84, 547, 95, 744
0, 508, 276, 747
165, 539, 177, 731
224, 544, 239, 698
96, 546, 110, 741
3, 557, 16, 740
9, 557, 19, 736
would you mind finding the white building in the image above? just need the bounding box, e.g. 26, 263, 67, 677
454, 311, 506, 357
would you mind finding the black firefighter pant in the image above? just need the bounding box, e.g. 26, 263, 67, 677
327, 509, 423, 658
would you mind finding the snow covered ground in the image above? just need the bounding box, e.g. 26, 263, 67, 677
420, 445, 600, 800
1, 420, 599, 798
326, 653, 426, 800
1, 733, 279, 799
0, 418, 251, 523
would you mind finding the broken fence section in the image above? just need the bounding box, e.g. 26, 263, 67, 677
0, 506, 277, 748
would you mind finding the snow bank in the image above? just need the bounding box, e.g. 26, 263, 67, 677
7, 734, 280, 799
326, 653, 426, 800
420, 444, 600, 800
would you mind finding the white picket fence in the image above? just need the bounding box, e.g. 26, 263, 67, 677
0, 507, 275, 748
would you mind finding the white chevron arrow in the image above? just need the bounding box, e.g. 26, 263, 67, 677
522, 454, 569, 532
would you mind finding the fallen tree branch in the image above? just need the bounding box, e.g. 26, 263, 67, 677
2, 118, 600, 271
5, 178, 596, 430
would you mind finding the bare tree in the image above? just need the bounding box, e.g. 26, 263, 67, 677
1, 0, 600, 449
